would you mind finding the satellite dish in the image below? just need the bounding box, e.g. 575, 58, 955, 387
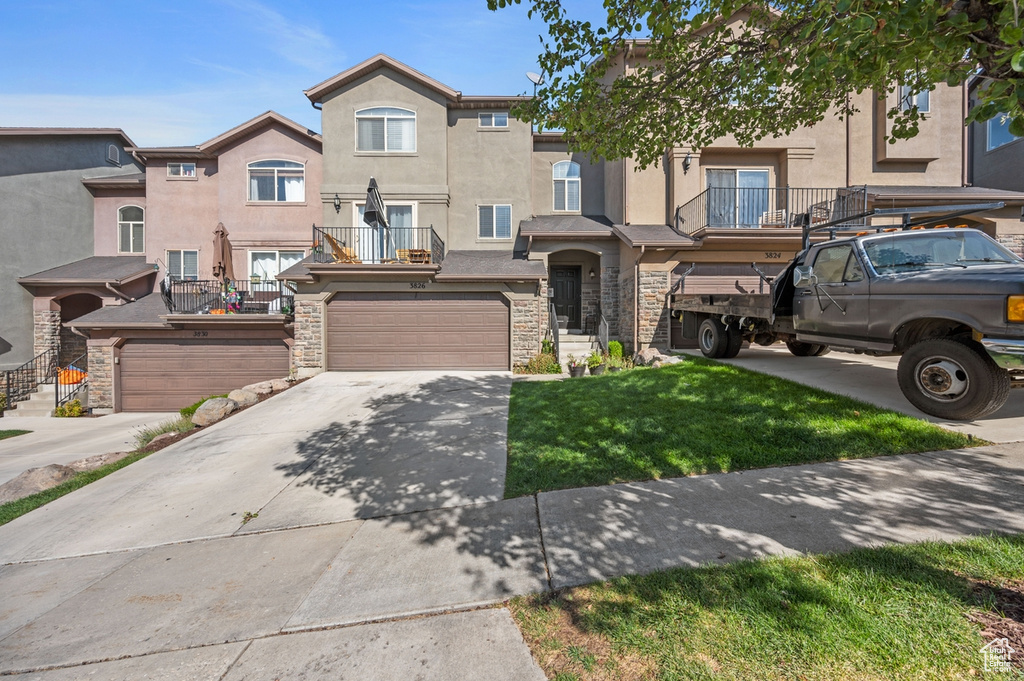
526, 71, 543, 85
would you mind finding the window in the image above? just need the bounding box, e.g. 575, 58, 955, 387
899, 84, 930, 113
356, 107, 416, 152
250, 250, 304, 280
168, 162, 196, 177
479, 112, 508, 128
107, 144, 120, 166
987, 113, 1021, 151
553, 161, 581, 212
478, 204, 512, 239
166, 250, 199, 281
706, 168, 770, 228
117, 206, 144, 253
812, 244, 864, 283
247, 160, 304, 202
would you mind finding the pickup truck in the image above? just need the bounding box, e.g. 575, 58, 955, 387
673, 223, 1024, 420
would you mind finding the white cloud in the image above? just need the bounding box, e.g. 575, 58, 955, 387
217, 0, 340, 73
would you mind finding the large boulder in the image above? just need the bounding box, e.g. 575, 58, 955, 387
269, 378, 291, 392
191, 397, 237, 427
635, 348, 668, 366
227, 389, 258, 407
242, 381, 273, 395
0, 464, 77, 504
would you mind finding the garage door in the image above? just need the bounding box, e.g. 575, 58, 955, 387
119, 339, 290, 412
326, 292, 509, 370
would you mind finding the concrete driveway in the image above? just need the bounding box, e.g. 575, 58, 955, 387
683, 345, 1024, 443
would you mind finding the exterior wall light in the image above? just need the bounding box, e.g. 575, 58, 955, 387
333, 193, 341, 213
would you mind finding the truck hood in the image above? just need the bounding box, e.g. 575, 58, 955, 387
871, 264, 1024, 295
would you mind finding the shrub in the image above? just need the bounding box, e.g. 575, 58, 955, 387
522, 353, 562, 374
179, 394, 228, 419
541, 338, 555, 355
134, 416, 195, 449
607, 341, 623, 358
53, 399, 85, 418
0, 392, 6, 412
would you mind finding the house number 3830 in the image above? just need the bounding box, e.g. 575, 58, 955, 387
410, 282, 426, 289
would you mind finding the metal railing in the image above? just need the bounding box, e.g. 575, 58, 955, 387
56, 352, 88, 408
163, 279, 295, 315
547, 302, 560, 362
676, 186, 869, 236
3, 347, 58, 413
312, 225, 445, 265
597, 315, 609, 354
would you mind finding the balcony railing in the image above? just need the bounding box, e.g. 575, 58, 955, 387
161, 278, 294, 315
312, 225, 445, 265
676, 186, 869, 236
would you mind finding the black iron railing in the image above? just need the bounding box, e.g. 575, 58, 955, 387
311, 225, 445, 265
676, 186, 869, 236
598, 314, 609, 354
163, 279, 295, 315
56, 352, 88, 408
3, 347, 58, 413
547, 302, 560, 363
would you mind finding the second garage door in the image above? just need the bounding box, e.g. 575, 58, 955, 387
326, 292, 509, 370
119, 338, 290, 412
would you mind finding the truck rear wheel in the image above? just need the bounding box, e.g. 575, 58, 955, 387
786, 340, 830, 357
698, 318, 742, 359
897, 338, 1011, 420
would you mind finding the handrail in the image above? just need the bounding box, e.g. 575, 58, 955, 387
55, 352, 88, 408
598, 315, 609, 354
164, 279, 294, 315
676, 186, 869, 236
312, 225, 445, 265
547, 302, 560, 363
3, 347, 58, 413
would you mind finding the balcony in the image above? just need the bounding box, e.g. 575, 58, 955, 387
161, 278, 294, 315
312, 225, 445, 265
676, 186, 869, 236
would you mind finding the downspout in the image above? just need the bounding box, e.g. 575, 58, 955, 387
962, 82, 970, 186
105, 282, 135, 303
845, 94, 852, 188
69, 326, 90, 341
633, 245, 646, 352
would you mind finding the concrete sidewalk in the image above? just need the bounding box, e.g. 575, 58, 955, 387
2, 371, 1023, 678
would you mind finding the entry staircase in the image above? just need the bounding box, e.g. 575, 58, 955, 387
557, 330, 601, 372
2, 347, 88, 418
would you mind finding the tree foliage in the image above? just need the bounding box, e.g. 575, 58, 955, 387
490, 0, 1024, 167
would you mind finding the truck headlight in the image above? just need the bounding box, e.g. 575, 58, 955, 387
1010, 295, 1024, 323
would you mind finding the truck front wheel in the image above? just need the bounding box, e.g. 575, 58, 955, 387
698, 318, 743, 359
786, 340, 831, 357
897, 338, 1011, 420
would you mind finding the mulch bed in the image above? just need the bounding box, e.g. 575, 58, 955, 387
967, 578, 1024, 671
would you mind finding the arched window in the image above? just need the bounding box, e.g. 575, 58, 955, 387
247, 160, 305, 202
118, 206, 144, 253
553, 161, 581, 212
356, 107, 416, 152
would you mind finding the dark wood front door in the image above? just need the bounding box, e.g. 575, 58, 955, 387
552, 267, 581, 329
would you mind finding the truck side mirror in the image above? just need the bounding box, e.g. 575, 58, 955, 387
793, 266, 815, 288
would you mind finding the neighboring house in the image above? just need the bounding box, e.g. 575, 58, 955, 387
0, 128, 143, 370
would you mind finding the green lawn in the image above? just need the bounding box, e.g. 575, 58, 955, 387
0, 429, 30, 441
506, 358, 974, 498
511, 534, 1024, 680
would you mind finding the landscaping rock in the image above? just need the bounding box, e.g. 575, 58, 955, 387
242, 381, 273, 395
635, 348, 668, 366
0, 464, 77, 504
662, 356, 684, 365
269, 378, 291, 392
652, 360, 664, 369
227, 389, 259, 407
147, 432, 181, 449
191, 398, 238, 427
67, 451, 134, 472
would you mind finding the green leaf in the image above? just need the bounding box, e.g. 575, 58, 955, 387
1009, 116, 1024, 137
1000, 25, 1023, 45
835, 0, 852, 12
1012, 49, 1024, 73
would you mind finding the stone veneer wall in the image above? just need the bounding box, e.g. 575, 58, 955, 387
59, 327, 86, 365
600, 266, 621, 340
33, 310, 61, 358
512, 296, 542, 366
997, 234, 1024, 258
637, 270, 671, 349
580, 286, 600, 333
619, 273, 635, 354
292, 300, 323, 374
86, 344, 113, 410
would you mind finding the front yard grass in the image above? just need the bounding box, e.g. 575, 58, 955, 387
511, 533, 1024, 680
0, 429, 30, 441
506, 357, 975, 498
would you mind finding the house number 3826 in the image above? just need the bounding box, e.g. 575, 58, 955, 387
410, 282, 426, 289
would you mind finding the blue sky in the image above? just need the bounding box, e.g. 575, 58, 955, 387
0, 1, 604, 147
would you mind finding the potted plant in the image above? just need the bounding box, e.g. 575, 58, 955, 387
566, 354, 586, 378
587, 350, 607, 375
607, 355, 623, 372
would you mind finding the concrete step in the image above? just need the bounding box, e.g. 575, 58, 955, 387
4, 383, 56, 417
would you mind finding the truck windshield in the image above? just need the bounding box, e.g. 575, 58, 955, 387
862, 230, 1021, 274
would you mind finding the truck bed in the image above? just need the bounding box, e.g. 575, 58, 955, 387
671, 293, 774, 319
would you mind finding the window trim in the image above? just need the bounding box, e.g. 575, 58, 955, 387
355, 106, 417, 153
246, 159, 305, 203
165, 249, 200, 281
117, 205, 145, 254
167, 162, 197, 178
352, 201, 418, 229
248, 249, 306, 281
477, 203, 513, 240
898, 83, 931, 114
478, 112, 509, 128
986, 113, 1022, 152
552, 161, 582, 213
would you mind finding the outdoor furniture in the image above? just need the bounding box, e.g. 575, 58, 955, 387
323, 232, 361, 263
406, 249, 430, 264
759, 209, 788, 228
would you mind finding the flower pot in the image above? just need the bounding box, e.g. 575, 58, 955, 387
590, 364, 606, 376
569, 365, 587, 378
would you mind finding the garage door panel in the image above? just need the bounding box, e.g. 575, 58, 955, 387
326, 293, 509, 370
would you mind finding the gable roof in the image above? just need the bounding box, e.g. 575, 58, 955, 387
132, 111, 321, 161
305, 54, 461, 103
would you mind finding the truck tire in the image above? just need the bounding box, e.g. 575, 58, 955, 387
698, 318, 741, 358
897, 338, 1011, 420
786, 340, 830, 357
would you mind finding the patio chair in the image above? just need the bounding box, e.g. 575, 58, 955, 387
759, 209, 788, 228
323, 232, 361, 264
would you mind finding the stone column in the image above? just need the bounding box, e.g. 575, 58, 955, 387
637, 270, 671, 349
33, 309, 61, 358
997, 234, 1024, 259
619, 273, 635, 355
600, 265, 621, 340
511, 296, 541, 366
86, 341, 114, 412
292, 300, 324, 376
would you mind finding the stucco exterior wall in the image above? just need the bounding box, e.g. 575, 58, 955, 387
970, 116, 1024, 192
531, 140, 606, 217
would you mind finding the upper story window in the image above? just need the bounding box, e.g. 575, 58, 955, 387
553, 161, 581, 212
250, 250, 305, 281
168, 162, 196, 177
479, 112, 508, 128
247, 160, 304, 202
166, 249, 199, 281
987, 113, 1021, 151
356, 107, 416, 152
478, 204, 512, 239
899, 83, 930, 113
118, 206, 144, 253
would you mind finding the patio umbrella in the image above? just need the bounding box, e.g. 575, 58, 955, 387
363, 177, 395, 261
212, 223, 235, 281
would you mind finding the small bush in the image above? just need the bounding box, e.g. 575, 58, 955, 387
520, 353, 562, 375
53, 399, 85, 418
541, 338, 555, 355
179, 394, 228, 419
0, 392, 6, 412
134, 416, 195, 449
607, 341, 623, 358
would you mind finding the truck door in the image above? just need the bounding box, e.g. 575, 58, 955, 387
793, 243, 871, 342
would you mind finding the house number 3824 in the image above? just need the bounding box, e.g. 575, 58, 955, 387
410, 282, 426, 289
764, 252, 782, 259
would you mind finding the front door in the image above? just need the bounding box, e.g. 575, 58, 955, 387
552, 267, 581, 330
